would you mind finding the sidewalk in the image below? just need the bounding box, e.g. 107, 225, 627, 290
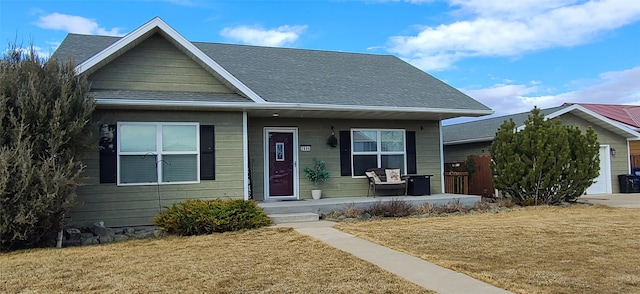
278, 221, 513, 294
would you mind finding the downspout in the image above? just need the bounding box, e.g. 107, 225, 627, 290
243, 112, 249, 200
439, 121, 445, 194
56, 213, 65, 248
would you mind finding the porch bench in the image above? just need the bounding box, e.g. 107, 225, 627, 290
365, 168, 407, 197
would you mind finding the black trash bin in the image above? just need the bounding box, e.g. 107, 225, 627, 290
407, 175, 431, 196
618, 174, 638, 193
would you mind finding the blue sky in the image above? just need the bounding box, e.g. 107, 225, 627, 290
1, 0, 639, 124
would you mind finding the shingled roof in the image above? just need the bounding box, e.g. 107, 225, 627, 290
52, 17, 492, 119
444, 104, 640, 145
443, 106, 567, 144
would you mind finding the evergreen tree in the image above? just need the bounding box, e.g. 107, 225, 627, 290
0, 44, 94, 250
490, 108, 599, 205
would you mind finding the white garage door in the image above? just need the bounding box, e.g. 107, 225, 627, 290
586, 145, 611, 195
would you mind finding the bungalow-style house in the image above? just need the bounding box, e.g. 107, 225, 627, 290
52, 17, 492, 227
443, 103, 640, 196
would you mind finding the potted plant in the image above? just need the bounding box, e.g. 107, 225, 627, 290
304, 159, 331, 199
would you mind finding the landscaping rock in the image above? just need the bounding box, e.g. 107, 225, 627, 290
133, 231, 155, 239
59, 224, 163, 247
80, 234, 99, 246
113, 235, 129, 242
64, 228, 82, 241
360, 213, 372, 220
123, 227, 135, 236
91, 222, 116, 244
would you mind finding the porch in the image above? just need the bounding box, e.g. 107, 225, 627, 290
258, 194, 481, 223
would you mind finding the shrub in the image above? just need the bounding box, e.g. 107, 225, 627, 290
490, 107, 599, 205
154, 199, 271, 235
417, 202, 438, 214
442, 199, 467, 213
1, 44, 94, 251
366, 198, 414, 217
472, 200, 492, 211
343, 203, 364, 218
496, 197, 516, 208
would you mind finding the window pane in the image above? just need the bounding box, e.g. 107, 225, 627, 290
120, 124, 156, 152
162, 125, 197, 152
120, 155, 157, 183
353, 131, 377, 152
382, 154, 405, 174
381, 131, 404, 152
353, 155, 377, 176
162, 155, 197, 182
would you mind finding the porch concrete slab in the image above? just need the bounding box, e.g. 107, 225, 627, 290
580, 193, 640, 208
259, 194, 480, 215
277, 221, 513, 294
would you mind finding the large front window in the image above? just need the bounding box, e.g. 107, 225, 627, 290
118, 122, 199, 185
351, 129, 406, 176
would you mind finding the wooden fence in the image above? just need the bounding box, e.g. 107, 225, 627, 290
444, 172, 468, 194
632, 155, 640, 170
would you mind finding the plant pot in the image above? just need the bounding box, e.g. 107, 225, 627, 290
311, 189, 322, 200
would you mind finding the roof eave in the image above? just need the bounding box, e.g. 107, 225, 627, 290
443, 137, 494, 146
94, 98, 494, 119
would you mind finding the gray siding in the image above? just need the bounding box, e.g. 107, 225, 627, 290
560, 113, 630, 194
248, 118, 442, 200
88, 33, 234, 93
74, 110, 244, 227
444, 142, 492, 163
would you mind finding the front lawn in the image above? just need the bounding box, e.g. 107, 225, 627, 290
335, 205, 640, 294
0, 227, 432, 293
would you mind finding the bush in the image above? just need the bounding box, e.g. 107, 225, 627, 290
154, 199, 271, 235
343, 203, 364, 218
490, 107, 599, 205
416, 202, 437, 214
366, 198, 415, 217
1, 44, 94, 251
442, 199, 467, 213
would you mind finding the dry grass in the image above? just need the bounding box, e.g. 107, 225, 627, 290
0, 227, 432, 294
336, 205, 640, 294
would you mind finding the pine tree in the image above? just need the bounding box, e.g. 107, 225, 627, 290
490, 108, 599, 205
0, 44, 94, 250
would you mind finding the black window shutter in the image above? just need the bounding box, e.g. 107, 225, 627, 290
99, 124, 117, 183
339, 131, 351, 176
200, 125, 215, 180
406, 131, 417, 174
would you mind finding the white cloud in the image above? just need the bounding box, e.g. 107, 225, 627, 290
220, 25, 307, 47
388, 0, 640, 71
34, 13, 124, 36
459, 66, 640, 119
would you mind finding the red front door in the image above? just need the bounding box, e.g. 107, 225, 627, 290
268, 132, 294, 197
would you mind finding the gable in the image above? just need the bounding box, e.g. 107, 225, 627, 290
559, 112, 630, 144
88, 33, 234, 93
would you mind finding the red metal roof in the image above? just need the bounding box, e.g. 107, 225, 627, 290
567, 103, 640, 129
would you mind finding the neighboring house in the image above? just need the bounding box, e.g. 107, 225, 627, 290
443, 103, 640, 196
568, 103, 640, 167
52, 17, 492, 226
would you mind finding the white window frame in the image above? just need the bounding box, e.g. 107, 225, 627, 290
351, 129, 406, 178
117, 122, 200, 186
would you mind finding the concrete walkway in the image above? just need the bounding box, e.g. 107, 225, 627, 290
580, 193, 640, 208
278, 221, 513, 294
